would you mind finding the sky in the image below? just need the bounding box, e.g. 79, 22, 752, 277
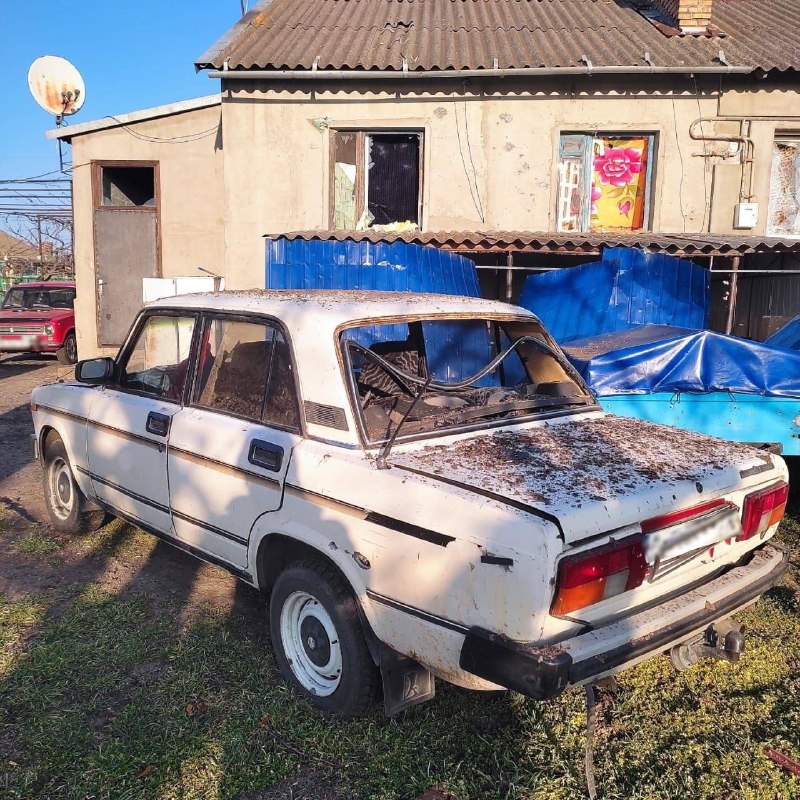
0, 0, 240, 181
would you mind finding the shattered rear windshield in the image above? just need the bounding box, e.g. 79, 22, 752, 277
341, 316, 593, 444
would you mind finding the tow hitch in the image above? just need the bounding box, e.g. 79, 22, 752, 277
669, 618, 746, 671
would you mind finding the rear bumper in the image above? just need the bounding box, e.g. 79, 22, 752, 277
459, 543, 789, 700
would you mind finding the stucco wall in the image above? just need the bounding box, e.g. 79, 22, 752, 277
69, 103, 224, 357
220, 78, 726, 289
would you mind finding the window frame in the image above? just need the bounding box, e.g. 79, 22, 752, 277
112, 308, 201, 406
555, 131, 657, 234
328, 128, 425, 229
185, 311, 304, 435
336, 312, 596, 450
767, 133, 800, 238
92, 160, 160, 211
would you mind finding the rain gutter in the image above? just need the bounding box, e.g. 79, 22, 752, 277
208, 65, 752, 80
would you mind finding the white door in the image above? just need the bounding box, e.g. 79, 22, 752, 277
87, 312, 197, 533
167, 315, 303, 569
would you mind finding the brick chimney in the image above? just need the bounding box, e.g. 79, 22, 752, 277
651, 0, 713, 32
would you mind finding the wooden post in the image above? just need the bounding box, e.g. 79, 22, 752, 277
505, 252, 513, 303
725, 255, 741, 335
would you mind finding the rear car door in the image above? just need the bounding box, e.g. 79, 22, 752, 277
86, 311, 197, 533
167, 314, 303, 568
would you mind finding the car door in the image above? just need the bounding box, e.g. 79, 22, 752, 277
167, 314, 303, 569
86, 311, 198, 533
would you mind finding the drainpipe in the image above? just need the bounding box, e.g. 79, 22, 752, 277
207, 65, 752, 81
689, 117, 756, 201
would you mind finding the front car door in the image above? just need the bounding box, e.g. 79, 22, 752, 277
86, 311, 197, 532
167, 314, 303, 568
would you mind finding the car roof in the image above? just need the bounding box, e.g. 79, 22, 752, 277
148, 289, 533, 324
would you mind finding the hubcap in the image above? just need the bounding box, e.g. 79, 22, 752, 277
280, 591, 342, 696
47, 457, 74, 520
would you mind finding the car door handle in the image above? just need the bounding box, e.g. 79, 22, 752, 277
248, 439, 283, 472
146, 411, 171, 437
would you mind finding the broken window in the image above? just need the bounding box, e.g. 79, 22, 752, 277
767, 137, 800, 237
193, 317, 301, 430
100, 165, 156, 207
556, 134, 654, 233
331, 130, 422, 230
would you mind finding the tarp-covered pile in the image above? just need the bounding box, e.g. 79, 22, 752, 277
563, 325, 800, 398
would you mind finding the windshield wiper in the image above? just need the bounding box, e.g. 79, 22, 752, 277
445, 396, 593, 425
375, 373, 434, 470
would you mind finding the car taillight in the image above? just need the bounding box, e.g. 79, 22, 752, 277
738, 482, 788, 541
551, 537, 648, 616
640, 498, 728, 533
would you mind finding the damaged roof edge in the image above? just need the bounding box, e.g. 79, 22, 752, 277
194, 0, 277, 71
46, 94, 222, 141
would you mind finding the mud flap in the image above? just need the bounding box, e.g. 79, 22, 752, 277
379, 645, 435, 715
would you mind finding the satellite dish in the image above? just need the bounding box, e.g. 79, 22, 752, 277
28, 56, 86, 121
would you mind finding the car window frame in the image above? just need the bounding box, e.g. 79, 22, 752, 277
336, 312, 598, 449
112, 308, 202, 406
185, 310, 305, 436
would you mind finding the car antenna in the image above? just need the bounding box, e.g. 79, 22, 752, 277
375, 374, 433, 470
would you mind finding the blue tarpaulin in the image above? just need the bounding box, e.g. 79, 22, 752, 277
765, 315, 800, 351
518, 247, 709, 342
563, 325, 800, 398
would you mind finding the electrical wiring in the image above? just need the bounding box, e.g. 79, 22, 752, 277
103, 115, 220, 144
671, 94, 688, 233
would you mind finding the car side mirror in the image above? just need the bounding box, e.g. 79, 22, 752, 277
75, 357, 115, 385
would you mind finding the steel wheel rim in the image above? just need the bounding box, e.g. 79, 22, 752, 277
65, 336, 76, 362
279, 590, 342, 696
47, 457, 74, 520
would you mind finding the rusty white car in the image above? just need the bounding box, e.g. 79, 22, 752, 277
31, 291, 789, 717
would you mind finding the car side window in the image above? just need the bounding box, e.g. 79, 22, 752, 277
193, 316, 301, 430
118, 314, 196, 401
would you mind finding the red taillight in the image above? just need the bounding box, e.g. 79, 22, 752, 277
738, 482, 788, 541
551, 537, 648, 616
640, 498, 728, 533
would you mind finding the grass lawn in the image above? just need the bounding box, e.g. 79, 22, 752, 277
0, 507, 798, 799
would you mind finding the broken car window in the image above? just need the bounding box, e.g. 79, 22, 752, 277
342, 317, 591, 443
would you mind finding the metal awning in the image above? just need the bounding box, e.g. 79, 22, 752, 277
271, 230, 800, 257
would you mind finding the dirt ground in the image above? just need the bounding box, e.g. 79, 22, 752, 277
0, 353, 265, 623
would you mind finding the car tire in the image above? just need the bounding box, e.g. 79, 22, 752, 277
42, 437, 106, 534
56, 333, 78, 365
270, 559, 380, 718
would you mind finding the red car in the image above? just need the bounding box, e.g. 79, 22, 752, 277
0, 281, 78, 365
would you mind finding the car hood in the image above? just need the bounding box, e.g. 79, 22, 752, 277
0, 307, 73, 324
390, 414, 778, 543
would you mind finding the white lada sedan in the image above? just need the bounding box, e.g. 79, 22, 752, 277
31, 290, 789, 717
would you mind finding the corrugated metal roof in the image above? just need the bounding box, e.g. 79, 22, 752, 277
270, 230, 800, 256
196, 0, 800, 73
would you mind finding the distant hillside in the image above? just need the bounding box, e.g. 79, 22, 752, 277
0, 230, 38, 260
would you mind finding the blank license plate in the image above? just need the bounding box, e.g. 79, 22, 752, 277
643, 507, 742, 564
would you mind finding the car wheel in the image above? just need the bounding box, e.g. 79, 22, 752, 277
56, 333, 78, 365
42, 437, 106, 534
270, 559, 380, 717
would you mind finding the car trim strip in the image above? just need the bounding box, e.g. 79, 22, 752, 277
393, 463, 566, 540
169, 446, 281, 486
89, 495, 254, 583
366, 590, 469, 634
77, 466, 248, 546
171, 509, 248, 545
37, 405, 163, 450
76, 466, 171, 514
284, 484, 453, 547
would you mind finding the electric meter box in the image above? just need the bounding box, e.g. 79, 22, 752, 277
734, 202, 759, 229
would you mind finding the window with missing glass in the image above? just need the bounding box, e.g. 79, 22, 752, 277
331, 130, 423, 230
556, 134, 655, 233
767, 136, 800, 237
96, 164, 157, 208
